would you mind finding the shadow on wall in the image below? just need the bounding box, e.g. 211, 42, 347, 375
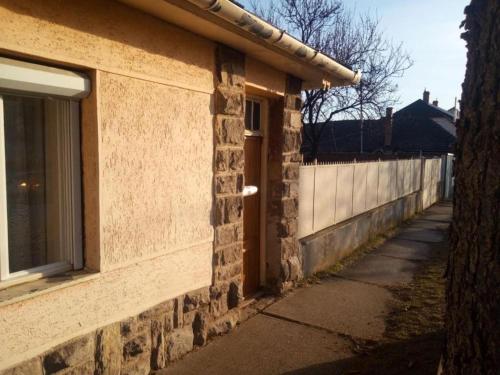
1, 0, 213, 75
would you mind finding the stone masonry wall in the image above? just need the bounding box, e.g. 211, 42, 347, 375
266, 75, 303, 292
212, 45, 246, 311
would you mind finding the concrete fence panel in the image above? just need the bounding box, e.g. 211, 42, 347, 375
335, 165, 354, 223
353, 163, 368, 216
313, 165, 337, 232
396, 160, 405, 198
378, 161, 391, 205
366, 162, 379, 210
390, 160, 398, 201
298, 156, 445, 239
413, 158, 421, 192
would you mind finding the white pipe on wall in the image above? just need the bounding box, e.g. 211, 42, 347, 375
185, 0, 361, 86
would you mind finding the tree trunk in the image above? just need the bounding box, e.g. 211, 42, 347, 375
444, 0, 499, 374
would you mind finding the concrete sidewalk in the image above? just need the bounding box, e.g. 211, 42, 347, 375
157, 203, 452, 375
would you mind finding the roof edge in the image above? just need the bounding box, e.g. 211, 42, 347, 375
186, 0, 361, 88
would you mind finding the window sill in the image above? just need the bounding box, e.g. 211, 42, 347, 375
0, 269, 99, 308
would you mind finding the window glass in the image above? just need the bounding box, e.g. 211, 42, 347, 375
4, 96, 48, 272
252, 102, 261, 131
245, 100, 252, 130
3, 95, 70, 273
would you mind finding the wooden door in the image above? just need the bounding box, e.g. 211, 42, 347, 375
243, 135, 261, 296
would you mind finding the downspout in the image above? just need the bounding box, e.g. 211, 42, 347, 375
185, 0, 361, 86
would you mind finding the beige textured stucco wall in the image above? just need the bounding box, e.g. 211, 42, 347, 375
246, 56, 286, 95
0, 0, 214, 93
0, 0, 215, 368
98, 72, 214, 271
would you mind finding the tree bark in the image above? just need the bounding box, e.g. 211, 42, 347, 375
444, 0, 499, 374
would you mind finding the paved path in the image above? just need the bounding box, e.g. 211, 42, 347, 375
158, 203, 452, 375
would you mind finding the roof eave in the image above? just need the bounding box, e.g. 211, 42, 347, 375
118, 0, 361, 89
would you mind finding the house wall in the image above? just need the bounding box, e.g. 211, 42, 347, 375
0, 0, 211, 371
0, 0, 301, 372
246, 57, 286, 95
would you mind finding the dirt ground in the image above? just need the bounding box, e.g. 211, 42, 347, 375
335, 235, 449, 375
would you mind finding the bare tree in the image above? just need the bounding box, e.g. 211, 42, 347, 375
249, 0, 412, 160
444, 0, 500, 373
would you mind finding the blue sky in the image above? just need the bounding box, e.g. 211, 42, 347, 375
240, 0, 468, 111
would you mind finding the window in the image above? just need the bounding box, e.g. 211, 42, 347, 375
0, 57, 89, 285
245, 99, 261, 132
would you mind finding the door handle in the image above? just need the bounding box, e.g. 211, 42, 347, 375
243, 185, 258, 197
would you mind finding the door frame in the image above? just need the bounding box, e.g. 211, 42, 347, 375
244, 94, 268, 288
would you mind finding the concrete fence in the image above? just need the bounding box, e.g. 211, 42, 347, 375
298, 157, 445, 239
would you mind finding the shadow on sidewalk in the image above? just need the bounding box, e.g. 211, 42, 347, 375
282, 331, 444, 375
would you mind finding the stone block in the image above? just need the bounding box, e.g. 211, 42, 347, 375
95, 323, 121, 375
150, 319, 165, 370
184, 287, 211, 313
283, 129, 301, 153
280, 260, 290, 281
283, 163, 299, 180
228, 148, 244, 171
215, 223, 240, 247
278, 219, 297, 238
120, 317, 148, 340
2, 357, 43, 375
57, 361, 95, 375
283, 152, 303, 163
164, 309, 175, 333
282, 198, 298, 219
173, 297, 184, 329
210, 281, 230, 298
214, 244, 243, 266
284, 110, 302, 129
215, 149, 227, 172
214, 262, 243, 283
192, 312, 209, 346
285, 95, 302, 111
43, 334, 95, 374
216, 117, 245, 145
209, 294, 229, 318
227, 279, 242, 309
215, 197, 225, 226
122, 334, 150, 363
288, 256, 302, 281
207, 310, 240, 339
215, 89, 244, 116
166, 327, 194, 362
281, 237, 299, 259
224, 195, 243, 223
216, 175, 235, 194
216, 174, 244, 194
216, 45, 245, 89
283, 181, 299, 198
120, 351, 150, 375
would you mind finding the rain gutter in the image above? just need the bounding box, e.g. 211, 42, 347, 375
186, 0, 361, 87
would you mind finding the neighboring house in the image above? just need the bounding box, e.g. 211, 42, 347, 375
0, 0, 359, 373
302, 90, 457, 161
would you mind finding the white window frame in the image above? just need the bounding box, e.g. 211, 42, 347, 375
245, 98, 263, 136
0, 57, 89, 288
